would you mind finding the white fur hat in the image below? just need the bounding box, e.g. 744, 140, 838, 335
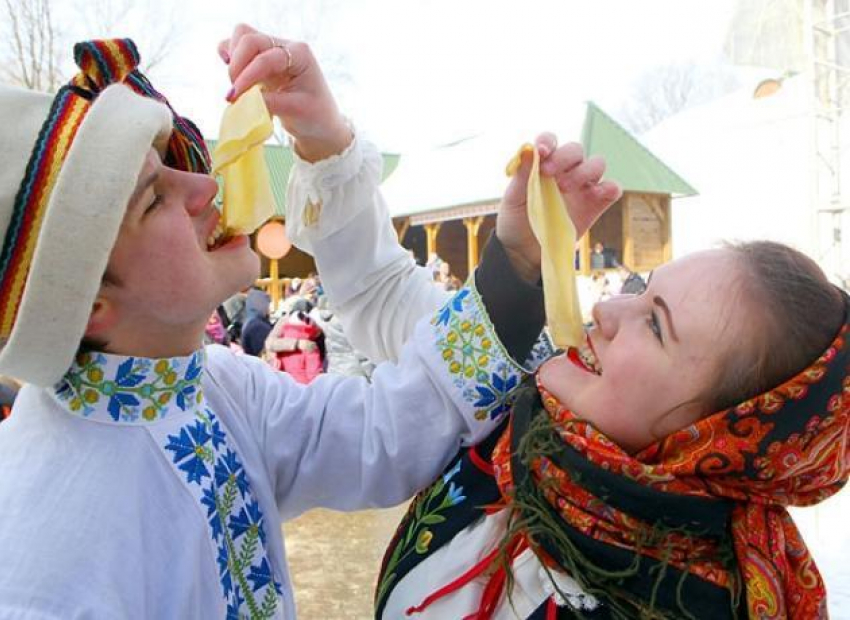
0, 84, 171, 387
0, 39, 209, 387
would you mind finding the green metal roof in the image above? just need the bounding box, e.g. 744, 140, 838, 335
581, 101, 697, 197
207, 140, 400, 217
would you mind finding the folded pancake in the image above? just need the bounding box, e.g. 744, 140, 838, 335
212, 84, 275, 239
506, 144, 583, 349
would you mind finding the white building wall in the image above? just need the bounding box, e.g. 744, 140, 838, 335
645, 74, 849, 283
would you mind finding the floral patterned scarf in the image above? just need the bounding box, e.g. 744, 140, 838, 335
492, 313, 850, 618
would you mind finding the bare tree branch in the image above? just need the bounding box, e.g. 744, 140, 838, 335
76, 0, 132, 34
138, 4, 180, 74
0, 0, 64, 91
616, 62, 741, 134
73, 0, 182, 75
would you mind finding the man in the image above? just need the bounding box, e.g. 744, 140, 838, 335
590, 240, 608, 269
0, 35, 552, 617
240, 287, 273, 356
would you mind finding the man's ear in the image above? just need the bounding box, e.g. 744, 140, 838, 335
84, 296, 117, 339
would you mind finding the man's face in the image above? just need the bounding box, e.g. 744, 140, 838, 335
100, 150, 259, 353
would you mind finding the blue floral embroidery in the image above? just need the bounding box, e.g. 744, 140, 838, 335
53, 350, 283, 618
446, 481, 466, 506
55, 351, 205, 422
165, 421, 213, 485
431, 282, 527, 421
218, 542, 234, 596
215, 449, 250, 499
473, 369, 519, 420
376, 456, 467, 606
210, 419, 227, 450
442, 460, 461, 483
178, 411, 280, 618
226, 589, 245, 620
202, 487, 224, 540
525, 333, 556, 371
230, 500, 266, 544
435, 288, 470, 327
248, 558, 276, 591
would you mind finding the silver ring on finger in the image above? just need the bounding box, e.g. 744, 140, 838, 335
266, 35, 293, 72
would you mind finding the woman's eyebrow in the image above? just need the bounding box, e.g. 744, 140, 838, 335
653, 295, 679, 342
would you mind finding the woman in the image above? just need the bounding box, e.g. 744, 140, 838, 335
375, 241, 846, 618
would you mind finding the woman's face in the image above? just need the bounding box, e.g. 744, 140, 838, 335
539, 249, 746, 453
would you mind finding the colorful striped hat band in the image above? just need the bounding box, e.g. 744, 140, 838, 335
0, 39, 210, 340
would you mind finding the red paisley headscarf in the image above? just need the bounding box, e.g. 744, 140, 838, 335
492, 319, 850, 618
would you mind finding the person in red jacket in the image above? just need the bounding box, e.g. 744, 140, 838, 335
266, 304, 325, 384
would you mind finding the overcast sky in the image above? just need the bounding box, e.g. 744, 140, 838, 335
58, 0, 738, 152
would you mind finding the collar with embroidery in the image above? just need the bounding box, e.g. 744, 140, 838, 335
54, 349, 206, 424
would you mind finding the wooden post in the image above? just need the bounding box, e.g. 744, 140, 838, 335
463, 216, 485, 275
662, 195, 672, 263
394, 217, 410, 243
622, 195, 634, 270
579, 234, 591, 275
269, 259, 280, 311
424, 222, 442, 259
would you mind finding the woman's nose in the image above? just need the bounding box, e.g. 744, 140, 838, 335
592, 294, 636, 339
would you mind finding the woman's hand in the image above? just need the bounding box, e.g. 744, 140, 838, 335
218, 23, 352, 162
496, 133, 622, 282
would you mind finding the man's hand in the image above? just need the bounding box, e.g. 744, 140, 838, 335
497, 133, 622, 283
218, 24, 352, 162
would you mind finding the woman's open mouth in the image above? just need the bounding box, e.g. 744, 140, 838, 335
568, 336, 602, 375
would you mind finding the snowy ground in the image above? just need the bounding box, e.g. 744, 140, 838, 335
791, 485, 850, 619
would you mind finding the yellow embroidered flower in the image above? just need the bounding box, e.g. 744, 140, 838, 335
442, 349, 453, 361
449, 361, 462, 374
83, 389, 99, 404
475, 410, 487, 421
474, 324, 485, 337
446, 331, 458, 344
86, 367, 103, 383
155, 360, 170, 375
415, 529, 433, 554
158, 392, 172, 405
464, 366, 475, 378
164, 372, 177, 386
477, 355, 490, 367
142, 406, 158, 421
460, 321, 472, 332
481, 338, 492, 350
70, 397, 82, 411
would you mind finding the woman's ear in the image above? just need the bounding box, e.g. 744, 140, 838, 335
84, 296, 117, 339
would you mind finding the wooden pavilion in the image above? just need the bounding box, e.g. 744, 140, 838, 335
212, 103, 694, 303
383, 102, 696, 280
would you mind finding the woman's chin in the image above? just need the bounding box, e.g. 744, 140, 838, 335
538, 354, 596, 409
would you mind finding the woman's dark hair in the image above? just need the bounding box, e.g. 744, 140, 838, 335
709, 240, 845, 412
